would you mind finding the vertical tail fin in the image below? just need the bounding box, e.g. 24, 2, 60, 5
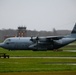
71, 23, 76, 34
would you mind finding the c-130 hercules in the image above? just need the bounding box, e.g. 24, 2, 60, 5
0, 24, 76, 51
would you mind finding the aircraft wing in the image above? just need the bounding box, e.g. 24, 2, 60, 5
45, 36, 63, 40
30, 36, 64, 43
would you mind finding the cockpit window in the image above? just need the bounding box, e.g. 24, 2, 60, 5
4, 39, 11, 43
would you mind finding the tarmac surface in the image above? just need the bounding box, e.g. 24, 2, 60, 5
10, 56, 76, 59
63, 50, 76, 52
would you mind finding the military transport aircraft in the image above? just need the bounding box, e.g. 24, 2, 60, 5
0, 24, 76, 51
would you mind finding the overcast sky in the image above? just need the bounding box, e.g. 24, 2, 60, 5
0, 0, 76, 31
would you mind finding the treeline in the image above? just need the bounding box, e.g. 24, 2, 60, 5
0, 29, 71, 41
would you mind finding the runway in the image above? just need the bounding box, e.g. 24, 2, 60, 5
10, 56, 76, 59
63, 50, 76, 52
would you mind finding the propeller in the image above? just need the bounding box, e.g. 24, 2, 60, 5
30, 33, 40, 50
30, 36, 40, 50
30, 33, 40, 42
30, 36, 33, 41
35, 36, 40, 50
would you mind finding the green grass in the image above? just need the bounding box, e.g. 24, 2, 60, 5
0, 58, 76, 72
0, 48, 76, 57
0, 71, 76, 75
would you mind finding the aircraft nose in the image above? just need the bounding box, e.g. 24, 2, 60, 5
0, 43, 4, 47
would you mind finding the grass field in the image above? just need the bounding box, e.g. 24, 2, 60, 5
0, 58, 76, 72
0, 42, 76, 74
0, 48, 76, 57
0, 71, 76, 75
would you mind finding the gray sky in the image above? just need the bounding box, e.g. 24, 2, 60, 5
0, 0, 76, 31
